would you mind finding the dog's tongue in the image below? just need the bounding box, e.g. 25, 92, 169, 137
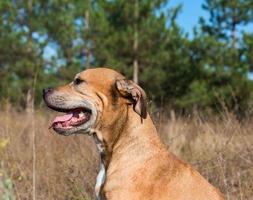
52, 113, 73, 124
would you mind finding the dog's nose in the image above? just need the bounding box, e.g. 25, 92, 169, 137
43, 87, 54, 97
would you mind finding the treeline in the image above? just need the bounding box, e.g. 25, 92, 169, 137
1, 0, 253, 116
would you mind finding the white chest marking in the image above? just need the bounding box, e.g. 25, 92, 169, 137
92, 132, 106, 200
95, 162, 106, 200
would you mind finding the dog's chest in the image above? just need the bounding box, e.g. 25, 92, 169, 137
93, 133, 107, 200
95, 162, 106, 200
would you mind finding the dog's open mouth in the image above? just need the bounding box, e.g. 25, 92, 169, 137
50, 108, 92, 130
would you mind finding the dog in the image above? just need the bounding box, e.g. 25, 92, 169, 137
43, 68, 224, 200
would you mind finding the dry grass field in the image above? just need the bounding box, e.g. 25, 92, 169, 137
0, 106, 253, 200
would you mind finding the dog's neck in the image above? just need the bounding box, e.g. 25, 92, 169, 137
109, 113, 162, 172
90, 110, 161, 200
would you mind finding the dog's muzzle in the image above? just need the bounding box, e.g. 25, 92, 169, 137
43, 88, 97, 136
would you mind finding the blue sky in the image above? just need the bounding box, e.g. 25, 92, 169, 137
169, 0, 253, 38
170, 0, 253, 79
169, 0, 207, 37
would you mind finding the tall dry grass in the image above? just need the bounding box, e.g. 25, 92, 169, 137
0, 107, 252, 200
158, 112, 253, 200
0, 107, 98, 200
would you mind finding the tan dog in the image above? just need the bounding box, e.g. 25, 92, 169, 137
43, 68, 224, 200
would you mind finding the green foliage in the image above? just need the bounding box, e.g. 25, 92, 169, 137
0, 0, 90, 107
0, 158, 15, 200
0, 0, 253, 116
89, 0, 174, 74
179, 0, 253, 114
243, 33, 253, 71
89, 0, 193, 106
200, 0, 253, 43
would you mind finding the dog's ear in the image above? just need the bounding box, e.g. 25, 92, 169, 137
116, 79, 147, 119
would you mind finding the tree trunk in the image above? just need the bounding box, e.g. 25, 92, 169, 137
133, 0, 139, 84
231, 17, 236, 49
133, 59, 138, 83
85, 7, 91, 68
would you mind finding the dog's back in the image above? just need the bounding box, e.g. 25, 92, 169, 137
104, 137, 224, 200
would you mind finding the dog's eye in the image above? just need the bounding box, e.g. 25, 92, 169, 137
74, 78, 84, 85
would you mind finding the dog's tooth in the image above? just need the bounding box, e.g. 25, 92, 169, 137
57, 123, 62, 128
79, 112, 84, 117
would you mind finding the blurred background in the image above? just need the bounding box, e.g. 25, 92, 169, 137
0, 0, 253, 199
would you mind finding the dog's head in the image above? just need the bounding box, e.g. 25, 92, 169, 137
43, 68, 147, 136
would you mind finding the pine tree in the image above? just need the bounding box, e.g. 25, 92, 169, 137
89, 1, 173, 76
0, 0, 90, 107
87, 0, 187, 104
180, 0, 253, 115
200, 0, 253, 47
